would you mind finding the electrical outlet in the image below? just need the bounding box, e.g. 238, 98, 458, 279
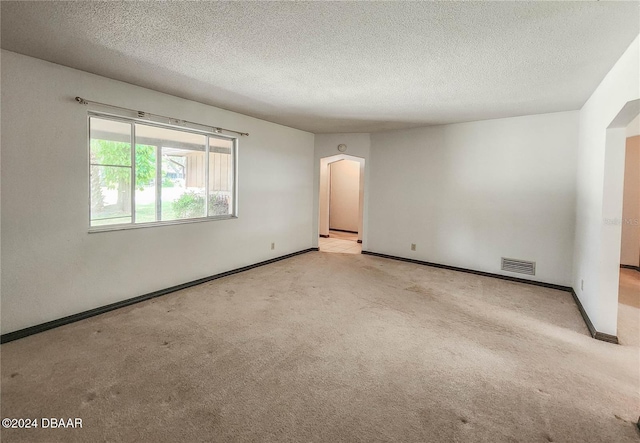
411, 243, 416, 251
271, 242, 275, 250
581, 279, 584, 291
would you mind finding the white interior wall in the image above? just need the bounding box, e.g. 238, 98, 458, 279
368, 111, 579, 287
0, 50, 315, 334
626, 114, 640, 137
620, 135, 640, 267
329, 160, 360, 232
573, 35, 640, 336
313, 134, 370, 247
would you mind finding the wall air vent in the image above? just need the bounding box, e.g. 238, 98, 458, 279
501, 257, 536, 275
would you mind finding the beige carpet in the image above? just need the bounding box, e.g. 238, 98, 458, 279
1, 252, 639, 442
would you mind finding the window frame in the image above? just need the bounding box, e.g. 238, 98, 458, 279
87, 111, 239, 233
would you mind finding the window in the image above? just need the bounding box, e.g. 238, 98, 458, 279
89, 114, 237, 230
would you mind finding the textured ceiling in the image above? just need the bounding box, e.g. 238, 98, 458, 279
1, 1, 639, 133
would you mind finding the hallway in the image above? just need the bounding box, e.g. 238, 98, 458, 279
618, 268, 640, 346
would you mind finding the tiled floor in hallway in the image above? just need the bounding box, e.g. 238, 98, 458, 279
319, 230, 361, 254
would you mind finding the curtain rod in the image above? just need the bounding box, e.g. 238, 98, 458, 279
75, 97, 249, 137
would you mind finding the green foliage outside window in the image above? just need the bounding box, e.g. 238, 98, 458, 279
91, 140, 156, 189
92, 138, 229, 221
91, 140, 156, 211
173, 191, 229, 219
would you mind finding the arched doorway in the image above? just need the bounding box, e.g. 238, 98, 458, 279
318, 154, 365, 254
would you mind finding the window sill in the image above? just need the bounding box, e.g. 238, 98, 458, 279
88, 215, 238, 233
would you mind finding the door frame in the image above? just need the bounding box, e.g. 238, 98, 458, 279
319, 154, 365, 243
